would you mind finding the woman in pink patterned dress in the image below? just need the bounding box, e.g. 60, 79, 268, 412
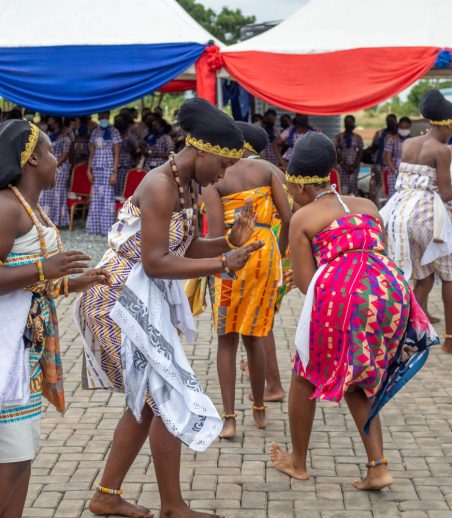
270, 133, 435, 491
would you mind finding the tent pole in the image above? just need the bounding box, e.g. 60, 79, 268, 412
216, 73, 223, 109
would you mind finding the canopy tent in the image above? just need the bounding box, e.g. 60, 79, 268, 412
221, 0, 452, 115
0, 0, 219, 115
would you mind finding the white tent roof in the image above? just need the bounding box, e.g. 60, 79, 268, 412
227, 0, 451, 54
0, 0, 221, 47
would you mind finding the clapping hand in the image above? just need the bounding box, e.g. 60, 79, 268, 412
284, 269, 297, 290
229, 198, 257, 247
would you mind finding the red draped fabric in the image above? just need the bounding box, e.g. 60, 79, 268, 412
159, 80, 196, 93
196, 45, 224, 105
221, 47, 442, 115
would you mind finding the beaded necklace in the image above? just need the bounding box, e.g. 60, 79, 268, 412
9, 185, 68, 297
169, 152, 198, 241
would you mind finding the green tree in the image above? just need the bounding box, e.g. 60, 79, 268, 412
177, 0, 256, 44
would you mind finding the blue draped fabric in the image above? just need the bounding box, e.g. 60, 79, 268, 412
0, 43, 205, 115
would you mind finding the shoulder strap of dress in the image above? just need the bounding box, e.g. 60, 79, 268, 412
331, 184, 351, 214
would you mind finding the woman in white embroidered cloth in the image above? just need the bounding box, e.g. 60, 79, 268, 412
76, 98, 263, 518
0, 120, 110, 518
381, 89, 452, 353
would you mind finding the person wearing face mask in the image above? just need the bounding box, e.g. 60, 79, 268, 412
370, 114, 397, 200
261, 109, 281, 166
384, 117, 412, 197
86, 111, 121, 236
141, 116, 174, 171
335, 115, 364, 195
39, 116, 71, 227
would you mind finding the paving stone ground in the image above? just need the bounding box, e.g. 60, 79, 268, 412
23, 230, 451, 518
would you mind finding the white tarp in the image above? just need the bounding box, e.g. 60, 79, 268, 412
227, 0, 451, 54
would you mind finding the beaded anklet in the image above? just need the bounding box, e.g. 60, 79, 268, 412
366, 457, 388, 469
445, 334, 452, 339
221, 412, 238, 420
95, 483, 123, 495
252, 405, 267, 412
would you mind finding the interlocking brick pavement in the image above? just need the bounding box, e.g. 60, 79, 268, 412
23, 277, 450, 518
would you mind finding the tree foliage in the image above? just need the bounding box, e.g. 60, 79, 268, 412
177, 0, 256, 44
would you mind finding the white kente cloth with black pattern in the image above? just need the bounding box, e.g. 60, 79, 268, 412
381, 162, 452, 281
110, 263, 222, 451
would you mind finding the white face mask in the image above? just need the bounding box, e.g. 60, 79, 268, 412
398, 129, 410, 138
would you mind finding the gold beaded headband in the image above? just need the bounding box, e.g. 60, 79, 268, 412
20, 122, 40, 167
186, 134, 244, 159
285, 172, 331, 185
244, 141, 258, 155
429, 119, 452, 126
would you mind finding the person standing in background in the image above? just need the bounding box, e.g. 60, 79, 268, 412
40, 116, 71, 228
335, 115, 364, 195
261, 109, 281, 166
370, 114, 397, 199
384, 116, 412, 197
114, 114, 139, 196
141, 117, 174, 172
86, 111, 121, 236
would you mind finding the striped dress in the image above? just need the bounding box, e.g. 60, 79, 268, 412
209, 186, 282, 337
0, 226, 64, 461
40, 136, 71, 228
382, 162, 452, 281
78, 199, 194, 390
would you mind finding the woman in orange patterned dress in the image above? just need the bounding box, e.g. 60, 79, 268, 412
204, 122, 292, 438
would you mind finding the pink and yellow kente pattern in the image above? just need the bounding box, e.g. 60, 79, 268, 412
293, 214, 411, 402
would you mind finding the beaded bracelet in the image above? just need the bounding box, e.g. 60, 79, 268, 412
63, 276, 69, 298
220, 254, 237, 280
35, 259, 45, 282
224, 232, 237, 250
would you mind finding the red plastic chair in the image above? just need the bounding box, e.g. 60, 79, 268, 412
67, 162, 91, 231
375, 167, 390, 208
116, 168, 147, 212
329, 168, 341, 194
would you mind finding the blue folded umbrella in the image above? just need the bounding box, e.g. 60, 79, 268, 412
364, 320, 439, 435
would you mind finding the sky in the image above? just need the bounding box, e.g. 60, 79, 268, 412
199, 0, 305, 23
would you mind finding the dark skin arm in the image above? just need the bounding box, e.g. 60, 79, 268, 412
139, 174, 262, 279
270, 170, 291, 256
384, 149, 397, 174
353, 136, 364, 170
202, 185, 226, 239
436, 145, 452, 202
288, 208, 317, 294
87, 143, 94, 183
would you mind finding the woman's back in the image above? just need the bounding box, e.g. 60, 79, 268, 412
215, 158, 272, 198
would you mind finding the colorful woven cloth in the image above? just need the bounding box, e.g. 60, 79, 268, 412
292, 214, 430, 403
209, 186, 281, 336
77, 199, 194, 391
0, 225, 64, 425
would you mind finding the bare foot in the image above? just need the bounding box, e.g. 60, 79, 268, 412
249, 387, 286, 402
269, 443, 309, 480
252, 406, 267, 429
89, 492, 153, 517
441, 338, 452, 354
219, 416, 236, 439
240, 358, 250, 379
161, 503, 224, 517
353, 467, 393, 490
